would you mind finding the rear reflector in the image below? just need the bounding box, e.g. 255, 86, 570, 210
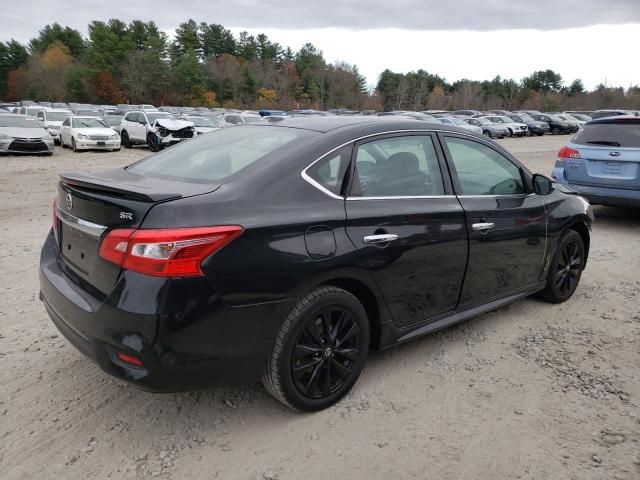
99, 226, 243, 277
116, 352, 144, 367
558, 146, 581, 159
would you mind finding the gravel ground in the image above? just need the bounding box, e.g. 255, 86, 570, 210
1, 136, 639, 480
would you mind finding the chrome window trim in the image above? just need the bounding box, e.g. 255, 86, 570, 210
56, 207, 107, 238
300, 128, 527, 200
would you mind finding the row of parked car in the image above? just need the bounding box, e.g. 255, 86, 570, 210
0, 99, 638, 155
0, 101, 273, 154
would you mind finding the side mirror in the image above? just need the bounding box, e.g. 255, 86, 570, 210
532, 174, 554, 195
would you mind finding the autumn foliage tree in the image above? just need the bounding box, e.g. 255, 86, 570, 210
93, 70, 125, 104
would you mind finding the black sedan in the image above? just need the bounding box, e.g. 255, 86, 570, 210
40, 117, 593, 411
532, 114, 578, 134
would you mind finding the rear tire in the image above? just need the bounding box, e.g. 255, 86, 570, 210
262, 286, 370, 411
551, 126, 560, 135
60, 136, 66, 148
483, 130, 492, 138
540, 230, 585, 303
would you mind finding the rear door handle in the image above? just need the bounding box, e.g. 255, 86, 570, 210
472, 222, 495, 232
363, 234, 399, 244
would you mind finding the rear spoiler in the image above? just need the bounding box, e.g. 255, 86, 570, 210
60, 171, 182, 202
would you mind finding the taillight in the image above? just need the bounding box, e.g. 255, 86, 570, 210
99, 226, 243, 277
558, 146, 581, 159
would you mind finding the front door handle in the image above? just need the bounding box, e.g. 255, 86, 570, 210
472, 222, 495, 232
363, 234, 399, 244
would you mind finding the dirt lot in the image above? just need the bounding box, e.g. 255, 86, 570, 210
1, 136, 639, 480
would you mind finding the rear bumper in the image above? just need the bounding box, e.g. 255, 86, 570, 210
39, 232, 292, 392
553, 181, 640, 208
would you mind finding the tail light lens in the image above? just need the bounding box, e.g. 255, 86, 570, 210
558, 146, 581, 159
99, 226, 243, 277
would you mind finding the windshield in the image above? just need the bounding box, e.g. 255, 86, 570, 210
475, 118, 492, 126
487, 117, 504, 124
572, 122, 640, 148
128, 126, 310, 182
73, 117, 109, 128
47, 112, 70, 121
27, 108, 44, 116
187, 117, 216, 127
146, 113, 174, 123
517, 113, 534, 122
0, 116, 43, 128
498, 116, 513, 123
546, 114, 564, 122
450, 118, 467, 126
243, 116, 262, 123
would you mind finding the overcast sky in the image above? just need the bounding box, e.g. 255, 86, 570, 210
3, 1, 639, 89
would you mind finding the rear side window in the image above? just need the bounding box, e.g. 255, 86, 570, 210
572, 123, 640, 148
128, 126, 309, 182
351, 135, 446, 197
306, 146, 351, 196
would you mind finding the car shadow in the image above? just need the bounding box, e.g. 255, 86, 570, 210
592, 205, 640, 227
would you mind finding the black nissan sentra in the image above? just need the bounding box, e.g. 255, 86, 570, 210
40, 117, 593, 411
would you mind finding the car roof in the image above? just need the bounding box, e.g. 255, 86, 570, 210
587, 115, 640, 125
255, 115, 478, 138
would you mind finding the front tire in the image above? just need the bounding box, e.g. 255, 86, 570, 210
121, 131, 131, 148
540, 230, 585, 303
262, 286, 370, 411
71, 137, 78, 152
147, 133, 161, 152
551, 126, 560, 135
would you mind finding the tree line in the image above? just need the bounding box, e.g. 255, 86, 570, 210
1, 20, 638, 111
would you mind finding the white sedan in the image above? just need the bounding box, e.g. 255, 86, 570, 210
60, 116, 121, 152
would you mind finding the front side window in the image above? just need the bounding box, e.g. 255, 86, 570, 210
351, 135, 446, 197
445, 136, 525, 195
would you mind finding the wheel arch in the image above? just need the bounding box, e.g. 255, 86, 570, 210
567, 220, 590, 264
317, 277, 384, 350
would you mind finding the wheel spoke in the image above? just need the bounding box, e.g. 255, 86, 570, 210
292, 356, 322, 373
322, 361, 332, 396
293, 343, 322, 359
321, 311, 332, 339
305, 360, 324, 393
334, 347, 359, 361
336, 322, 358, 347
305, 321, 324, 348
330, 310, 347, 342
330, 358, 353, 381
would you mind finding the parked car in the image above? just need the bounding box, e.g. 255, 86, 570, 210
452, 110, 483, 116
437, 116, 483, 134
35, 109, 72, 144
487, 110, 514, 116
464, 117, 509, 138
508, 113, 550, 136
178, 115, 219, 134
531, 114, 578, 134
555, 114, 585, 128
481, 115, 528, 137
564, 113, 592, 123
102, 115, 124, 134
18, 106, 46, 117
223, 113, 263, 125
0, 113, 54, 155
40, 116, 593, 411
590, 110, 629, 120
60, 116, 121, 152
120, 111, 195, 151
552, 116, 640, 207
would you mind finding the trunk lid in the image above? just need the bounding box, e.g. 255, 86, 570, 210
55, 168, 219, 294
564, 145, 640, 188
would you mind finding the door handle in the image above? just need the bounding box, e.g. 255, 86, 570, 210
472, 222, 495, 232
363, 234, 399, 244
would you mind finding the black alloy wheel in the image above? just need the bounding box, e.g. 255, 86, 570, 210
483, 130, 492, 138
540, 230, 584, 303
551, 126, 560, 135
263, 286, 369, 411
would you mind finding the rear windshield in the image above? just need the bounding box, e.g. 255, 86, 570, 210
572, 123, 640, 148
128, 126, 310, 182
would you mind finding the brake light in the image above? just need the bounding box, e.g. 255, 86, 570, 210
99, 226, 243, 277
558, 146, 581, 159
